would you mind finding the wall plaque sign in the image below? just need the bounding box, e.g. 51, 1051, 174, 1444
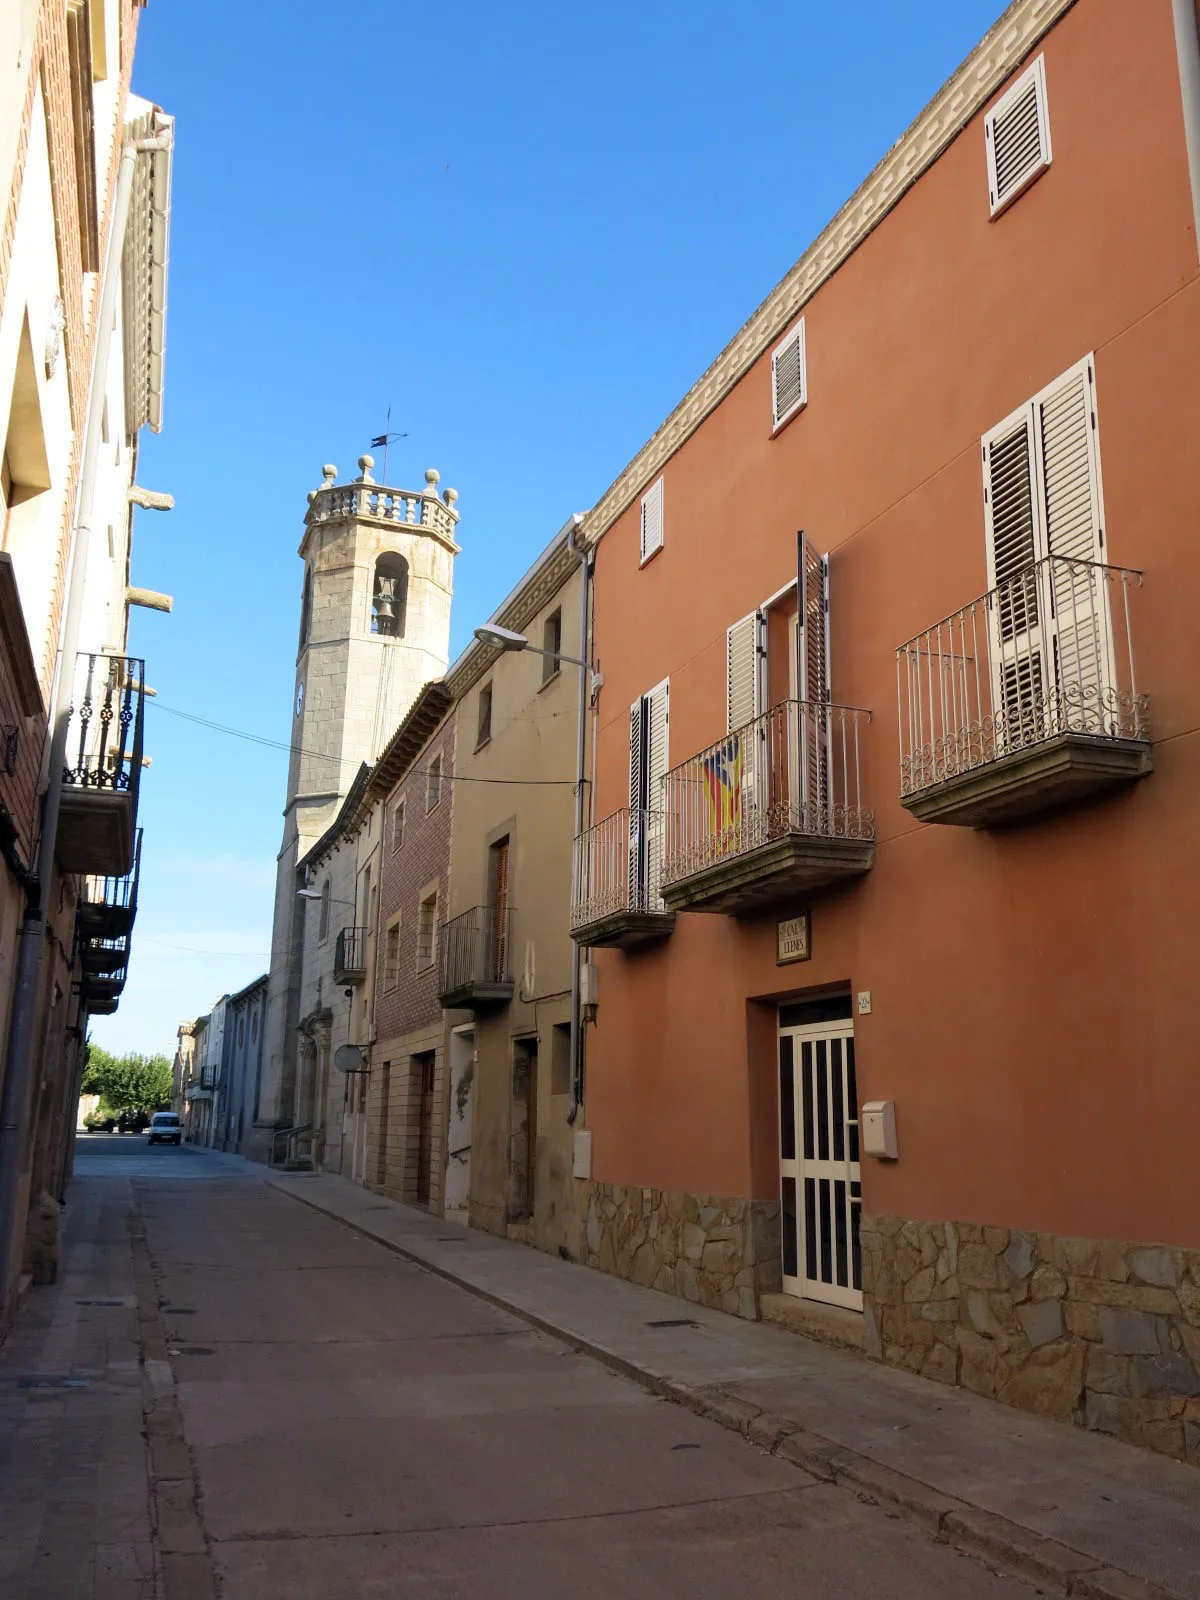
776, 912, 811, 965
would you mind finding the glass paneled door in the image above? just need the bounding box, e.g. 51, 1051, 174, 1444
778, 1016, 862, 1310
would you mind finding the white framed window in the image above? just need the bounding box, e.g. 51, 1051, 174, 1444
391, 796, 406, 853
426, 751, 443, 812
771, 319, 806, 431
640, 477, 664, 566
416, 886, 439, 971
984, 54, 1052, 218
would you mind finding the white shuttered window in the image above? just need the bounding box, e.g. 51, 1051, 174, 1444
629, 680, 669, 909
771, 319, 807, 430
640, 477, 664, 564
982, 355, 1110, 737
984, 55, 1052, 218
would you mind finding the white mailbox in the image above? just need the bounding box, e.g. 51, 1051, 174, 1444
861, 1100, 897, 1160
572, 1129, 593, 1180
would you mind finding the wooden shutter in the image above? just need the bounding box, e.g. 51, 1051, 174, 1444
771, 320, 807, 430
985, 55, 1052, 217
628, 699, 645, 906
645, 681, 669, 908
726, 612, 759, 732
640, 478, 664, 564
797, 535, 831, 808
983, 408, 1047, 748
1033, 357, 1111, 722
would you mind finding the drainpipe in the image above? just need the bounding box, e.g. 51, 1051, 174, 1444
0, 135, 164, 1316
566, 524, 591, 1125
1174, 0, 1200, 261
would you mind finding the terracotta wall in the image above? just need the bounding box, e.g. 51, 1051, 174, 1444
585, 0, 1200, 1249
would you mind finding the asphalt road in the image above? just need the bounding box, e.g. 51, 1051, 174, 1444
76, 1134, 1034, 1598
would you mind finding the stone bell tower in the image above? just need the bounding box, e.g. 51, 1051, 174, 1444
251, 456, 460, 1159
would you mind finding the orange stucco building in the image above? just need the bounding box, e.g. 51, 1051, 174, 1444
569, 0, 1200, 1460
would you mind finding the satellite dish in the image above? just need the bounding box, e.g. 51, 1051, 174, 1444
333, 1044, 365, 1073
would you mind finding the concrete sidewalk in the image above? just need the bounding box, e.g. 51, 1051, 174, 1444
268, 1169, 1200, 1600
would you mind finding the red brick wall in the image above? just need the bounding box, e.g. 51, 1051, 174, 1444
373, 710, 457, 1042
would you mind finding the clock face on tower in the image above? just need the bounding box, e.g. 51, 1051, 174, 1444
295, 681, 304, 717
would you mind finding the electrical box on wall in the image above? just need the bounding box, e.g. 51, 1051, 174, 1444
573, 1129, 592, 1180
861, 1100, 898, 1160
580, 962, 599, 1008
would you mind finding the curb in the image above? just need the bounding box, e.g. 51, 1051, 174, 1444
266, 1176, 1185, 1600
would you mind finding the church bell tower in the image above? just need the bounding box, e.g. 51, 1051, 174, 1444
252, 456, 460, 1156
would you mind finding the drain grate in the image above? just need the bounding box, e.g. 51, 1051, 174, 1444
172, 1346, 215, 1357
75, 1297, 128, 1307
645, 1318, 699, 1329
434, 1236, 470, 1244
16, 1375, 91, 1389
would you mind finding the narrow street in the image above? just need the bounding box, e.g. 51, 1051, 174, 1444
0, 1136, 1037, 1599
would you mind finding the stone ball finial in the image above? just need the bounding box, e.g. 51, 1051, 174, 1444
322, 464, 337, 486
424, 468, 440, 490
443, 487, 458, 507
357, 454, 375, 483
307, 490, 316, 504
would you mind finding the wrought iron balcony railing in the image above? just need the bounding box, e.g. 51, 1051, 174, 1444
571, 808, 675, 948
58, 653, 145, 875
333, 925, 369, 985
438, 905, 514, 1009
79, 829, 142, 941
660, 700, 874, 913
896, 556, 1151, 826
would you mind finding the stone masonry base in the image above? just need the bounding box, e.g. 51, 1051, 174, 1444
582, 1182, 781, 1318
862, 1213, 1200, 1465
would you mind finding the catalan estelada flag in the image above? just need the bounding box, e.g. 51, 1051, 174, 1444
703, 734, 743, 840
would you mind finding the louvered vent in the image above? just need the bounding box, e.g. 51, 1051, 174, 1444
640, 477, 664, 564
771, 320, 806, 429
985, 56, 1051, 217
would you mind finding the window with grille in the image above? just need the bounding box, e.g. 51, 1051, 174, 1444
476, 682, 492, 749
640, 478, 664, 565
384, 917, 401, 990
426, 752, 443, 812
542, 609, 562, 683
984, 55, 1051, 218
771, 320, 806, 430
417, 890, 438, 970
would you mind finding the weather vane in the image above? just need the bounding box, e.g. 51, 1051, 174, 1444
369, 405, 408, 484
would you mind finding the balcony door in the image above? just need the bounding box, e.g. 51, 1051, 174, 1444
778, 1010, 862, 1311
487, 837, 510, 983
629, 681, 668, 910
983, 356, 1114, 751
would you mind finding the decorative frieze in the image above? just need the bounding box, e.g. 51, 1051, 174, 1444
862, 1214, 1200, 1464
582, 1183, 781, 1318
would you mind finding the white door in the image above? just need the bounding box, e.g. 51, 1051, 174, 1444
778, 1016, 862, 1310
444, 1027, 475, 1221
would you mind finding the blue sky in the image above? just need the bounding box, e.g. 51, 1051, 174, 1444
96, 0, 1003, 1056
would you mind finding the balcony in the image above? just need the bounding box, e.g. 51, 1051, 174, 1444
438, 905, 513, 1010
333, 925, 368, 985
78, 830, 142, 944
79, 936, 130, 1015
58, 653, 145, 876
897, 557, 1151, 828
661, 700, 875, 916
571, 808, 675, 949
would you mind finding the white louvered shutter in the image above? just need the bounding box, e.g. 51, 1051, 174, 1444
1033, 358, 1111, 728
628, 699, 644, 908
983, 409, 1047, 749
644, 681, 669, 908
726, 612, 759, 733
798, 535, 831, 813
640, 478, 664, 564
771, 320, 807, 430
985, 55, 1052, 217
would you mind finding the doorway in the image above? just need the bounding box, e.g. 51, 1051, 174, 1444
778, 1005, 862, 1310
508, 1035, 537, 1223
488, 837, 510, 981
414, 1051, 436, 1207
444, 1027, 475, 1223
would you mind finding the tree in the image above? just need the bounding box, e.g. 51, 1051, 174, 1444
81, 1047, 173, 1115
